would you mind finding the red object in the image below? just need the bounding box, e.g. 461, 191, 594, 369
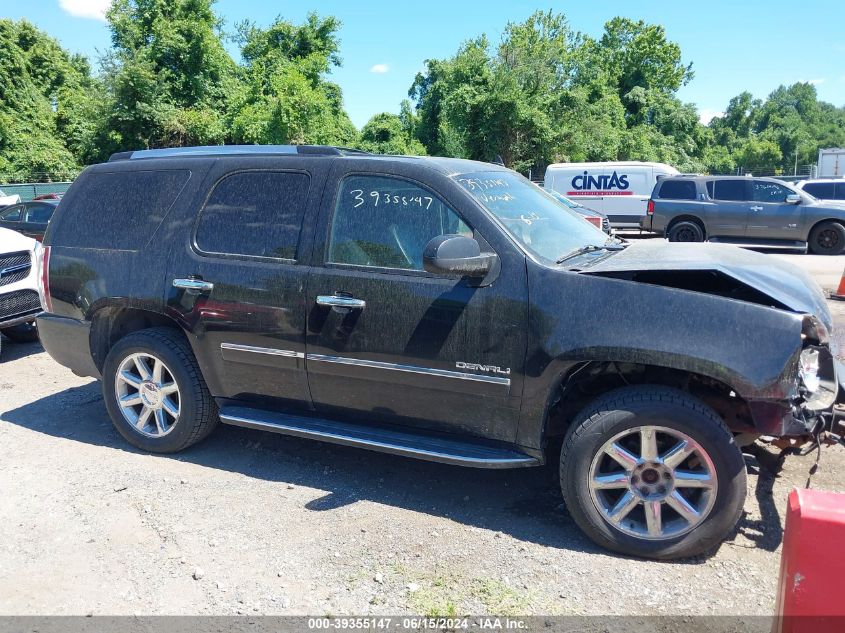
33, 193, 62, 200
583, 216, 603, 229
831, 267, 845, 301
646, 199, 655, 215
773, 488, 845, 632
39, 245, 52, 313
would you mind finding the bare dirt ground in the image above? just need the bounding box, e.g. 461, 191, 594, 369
0, 253, 844, 617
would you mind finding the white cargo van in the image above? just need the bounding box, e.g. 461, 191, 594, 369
544, 161, 679, 228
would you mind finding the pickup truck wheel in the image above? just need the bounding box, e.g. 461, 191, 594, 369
102, 327, 218, 453
1, 321, 39, 343
559, 385, 746, 560
809, 221, 845, 255
667, 220, 704, 243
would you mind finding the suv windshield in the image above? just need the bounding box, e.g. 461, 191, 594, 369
455, 171, 613, 263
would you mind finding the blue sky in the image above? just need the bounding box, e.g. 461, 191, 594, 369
3, 0, 844, 128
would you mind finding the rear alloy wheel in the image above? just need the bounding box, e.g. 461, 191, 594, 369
809, 221, 845, 255
103, 328, 218, 453
667, 220, 704, 243
560, 385, 746, 559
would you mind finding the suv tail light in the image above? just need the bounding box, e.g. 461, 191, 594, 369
584, 216, 603, 229
647, 199, 655, 215
37, 244, 52, 313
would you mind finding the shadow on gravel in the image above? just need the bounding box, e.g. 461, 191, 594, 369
3, 383, 607, 556
733, 454, 784, 552
0, 340, 43, 362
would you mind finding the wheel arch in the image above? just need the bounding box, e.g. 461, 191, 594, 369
89, 306, 184, 372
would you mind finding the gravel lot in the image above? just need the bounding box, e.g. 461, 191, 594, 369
1, 252, 844, 617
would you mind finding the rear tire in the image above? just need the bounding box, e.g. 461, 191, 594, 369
102, 327, 218, 453
1, 321, 39, 343
808, 221, 845, 255
667, 220, 705, 243
559, 385, 746, 560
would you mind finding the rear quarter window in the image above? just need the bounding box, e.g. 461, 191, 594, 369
657, 180, 697, 200
55, 170, 191, 250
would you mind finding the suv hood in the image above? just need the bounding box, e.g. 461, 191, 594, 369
582, 240, 830, 327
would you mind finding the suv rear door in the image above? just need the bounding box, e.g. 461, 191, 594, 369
746, 180, 803, 240
165, 157, 329, 411
705, 179, 750, 237
303, 162, 527, 442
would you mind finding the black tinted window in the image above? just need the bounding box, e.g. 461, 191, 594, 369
804, 182, 835, 199
658, 180, 697, 200
196, 171, 310, 260
329, 175, 470, 270
712, 180, 747, 201
25, 203, 55, 223
836, 183, 845, 200
0, 205, 22, 222
752, 181, 793, 203
57, 170, 190, 250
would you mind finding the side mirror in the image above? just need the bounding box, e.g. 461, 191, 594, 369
423, 235, 497, 278
786, 194, 801, 205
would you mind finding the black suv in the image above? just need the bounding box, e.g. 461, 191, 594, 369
38, 145, 842, 560
643, 175, 845, 254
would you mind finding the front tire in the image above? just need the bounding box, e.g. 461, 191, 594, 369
102, 327, 218, 453
1, 321, 39, 343
559, 386, 746, 560
808, 221, 845, 255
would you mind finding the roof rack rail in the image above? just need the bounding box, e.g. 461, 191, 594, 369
107, 145, 370, 162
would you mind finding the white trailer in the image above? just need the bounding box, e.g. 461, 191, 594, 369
818, 149, 845, 178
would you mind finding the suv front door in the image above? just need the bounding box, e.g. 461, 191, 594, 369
304, 167, 528, 442
746, 180, 803, 240
166, 160, 328, 411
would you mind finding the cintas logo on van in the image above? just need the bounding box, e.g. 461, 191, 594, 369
567, 171, 632, 196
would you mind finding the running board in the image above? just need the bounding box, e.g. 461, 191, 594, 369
219, 406, 539, 469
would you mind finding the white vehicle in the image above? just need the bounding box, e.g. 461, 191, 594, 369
0, 227, 42, 358
544, 161, 679, 228
817, 148, 845, 178
0, 188, 21, 208
796, 178, 845, 202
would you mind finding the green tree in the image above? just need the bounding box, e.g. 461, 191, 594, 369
358, 111, 426, 155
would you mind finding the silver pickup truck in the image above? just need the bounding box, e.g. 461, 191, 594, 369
642, 175, 845, 255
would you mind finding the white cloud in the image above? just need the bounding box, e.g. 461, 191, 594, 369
58, 0, 112, 21
698, 108, 724, 125
369, 64, 390, 74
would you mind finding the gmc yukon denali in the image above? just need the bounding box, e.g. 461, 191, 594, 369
36, 145, 843, 559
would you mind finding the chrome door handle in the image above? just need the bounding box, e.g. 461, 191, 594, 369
750, 206, 763, 212
316, 295, 366, 309
173, 278, 214, 292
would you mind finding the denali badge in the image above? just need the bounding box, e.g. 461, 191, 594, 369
455, 361, 511, 376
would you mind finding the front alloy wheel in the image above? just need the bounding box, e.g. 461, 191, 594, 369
560, 385, 746, 560
588, 426, 717, 540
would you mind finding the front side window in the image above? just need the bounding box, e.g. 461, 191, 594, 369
0, 205, 22, 222
711, 180, 747, 201
455, 171, 611, 263
328, 175, 470, 271
196, 171, 310, 260
25, 203, 56, 223
752, 181, 793, 203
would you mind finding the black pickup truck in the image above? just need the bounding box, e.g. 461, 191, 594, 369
36, 145, 842, 559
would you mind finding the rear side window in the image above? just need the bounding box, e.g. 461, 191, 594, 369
710, 180, 747, 201
195, 171, 310, 260
803, 182, 835, 199
57, 170, 190, 250
836, 183, 845, 200
658, 180, 697, 200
